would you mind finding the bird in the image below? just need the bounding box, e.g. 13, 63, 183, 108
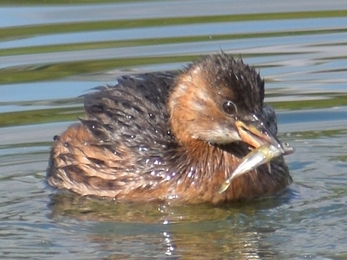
47, 53, 292, 204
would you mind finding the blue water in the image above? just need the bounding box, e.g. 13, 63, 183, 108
1, 1, 347, 259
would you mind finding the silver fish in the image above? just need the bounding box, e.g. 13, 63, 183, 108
219, 143, 293, 194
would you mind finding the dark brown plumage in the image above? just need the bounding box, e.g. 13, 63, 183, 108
47, 53, 292, 204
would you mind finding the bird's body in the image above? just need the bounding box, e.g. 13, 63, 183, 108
47, 53, 292, 204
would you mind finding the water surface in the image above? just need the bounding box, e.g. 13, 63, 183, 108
1, 1, 347, 259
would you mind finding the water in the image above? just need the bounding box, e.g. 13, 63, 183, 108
1, 1, 347, 259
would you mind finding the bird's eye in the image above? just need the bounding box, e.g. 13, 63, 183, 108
222, 100, 237, 115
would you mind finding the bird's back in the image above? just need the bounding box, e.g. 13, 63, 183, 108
47, 72, 180, 197
83, 72, 177, 156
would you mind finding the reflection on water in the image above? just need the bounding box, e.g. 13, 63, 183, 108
1, 0, 347, 259
48, 191, 293, 259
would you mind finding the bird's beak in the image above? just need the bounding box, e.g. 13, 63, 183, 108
235, 117, 293, 155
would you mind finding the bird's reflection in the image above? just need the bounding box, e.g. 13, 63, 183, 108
48, 190, 292, 259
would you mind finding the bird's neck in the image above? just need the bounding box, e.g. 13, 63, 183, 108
162, 139, 240, 203
163, 139, 291, 204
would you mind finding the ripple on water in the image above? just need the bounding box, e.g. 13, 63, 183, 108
1, 1, 347, 259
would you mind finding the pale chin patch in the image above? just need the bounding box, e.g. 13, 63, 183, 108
193, 127, 242, 144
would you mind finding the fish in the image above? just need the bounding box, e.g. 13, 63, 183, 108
218, 143, 294, 194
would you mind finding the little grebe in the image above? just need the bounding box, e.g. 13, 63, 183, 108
47, 53, 293, 204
